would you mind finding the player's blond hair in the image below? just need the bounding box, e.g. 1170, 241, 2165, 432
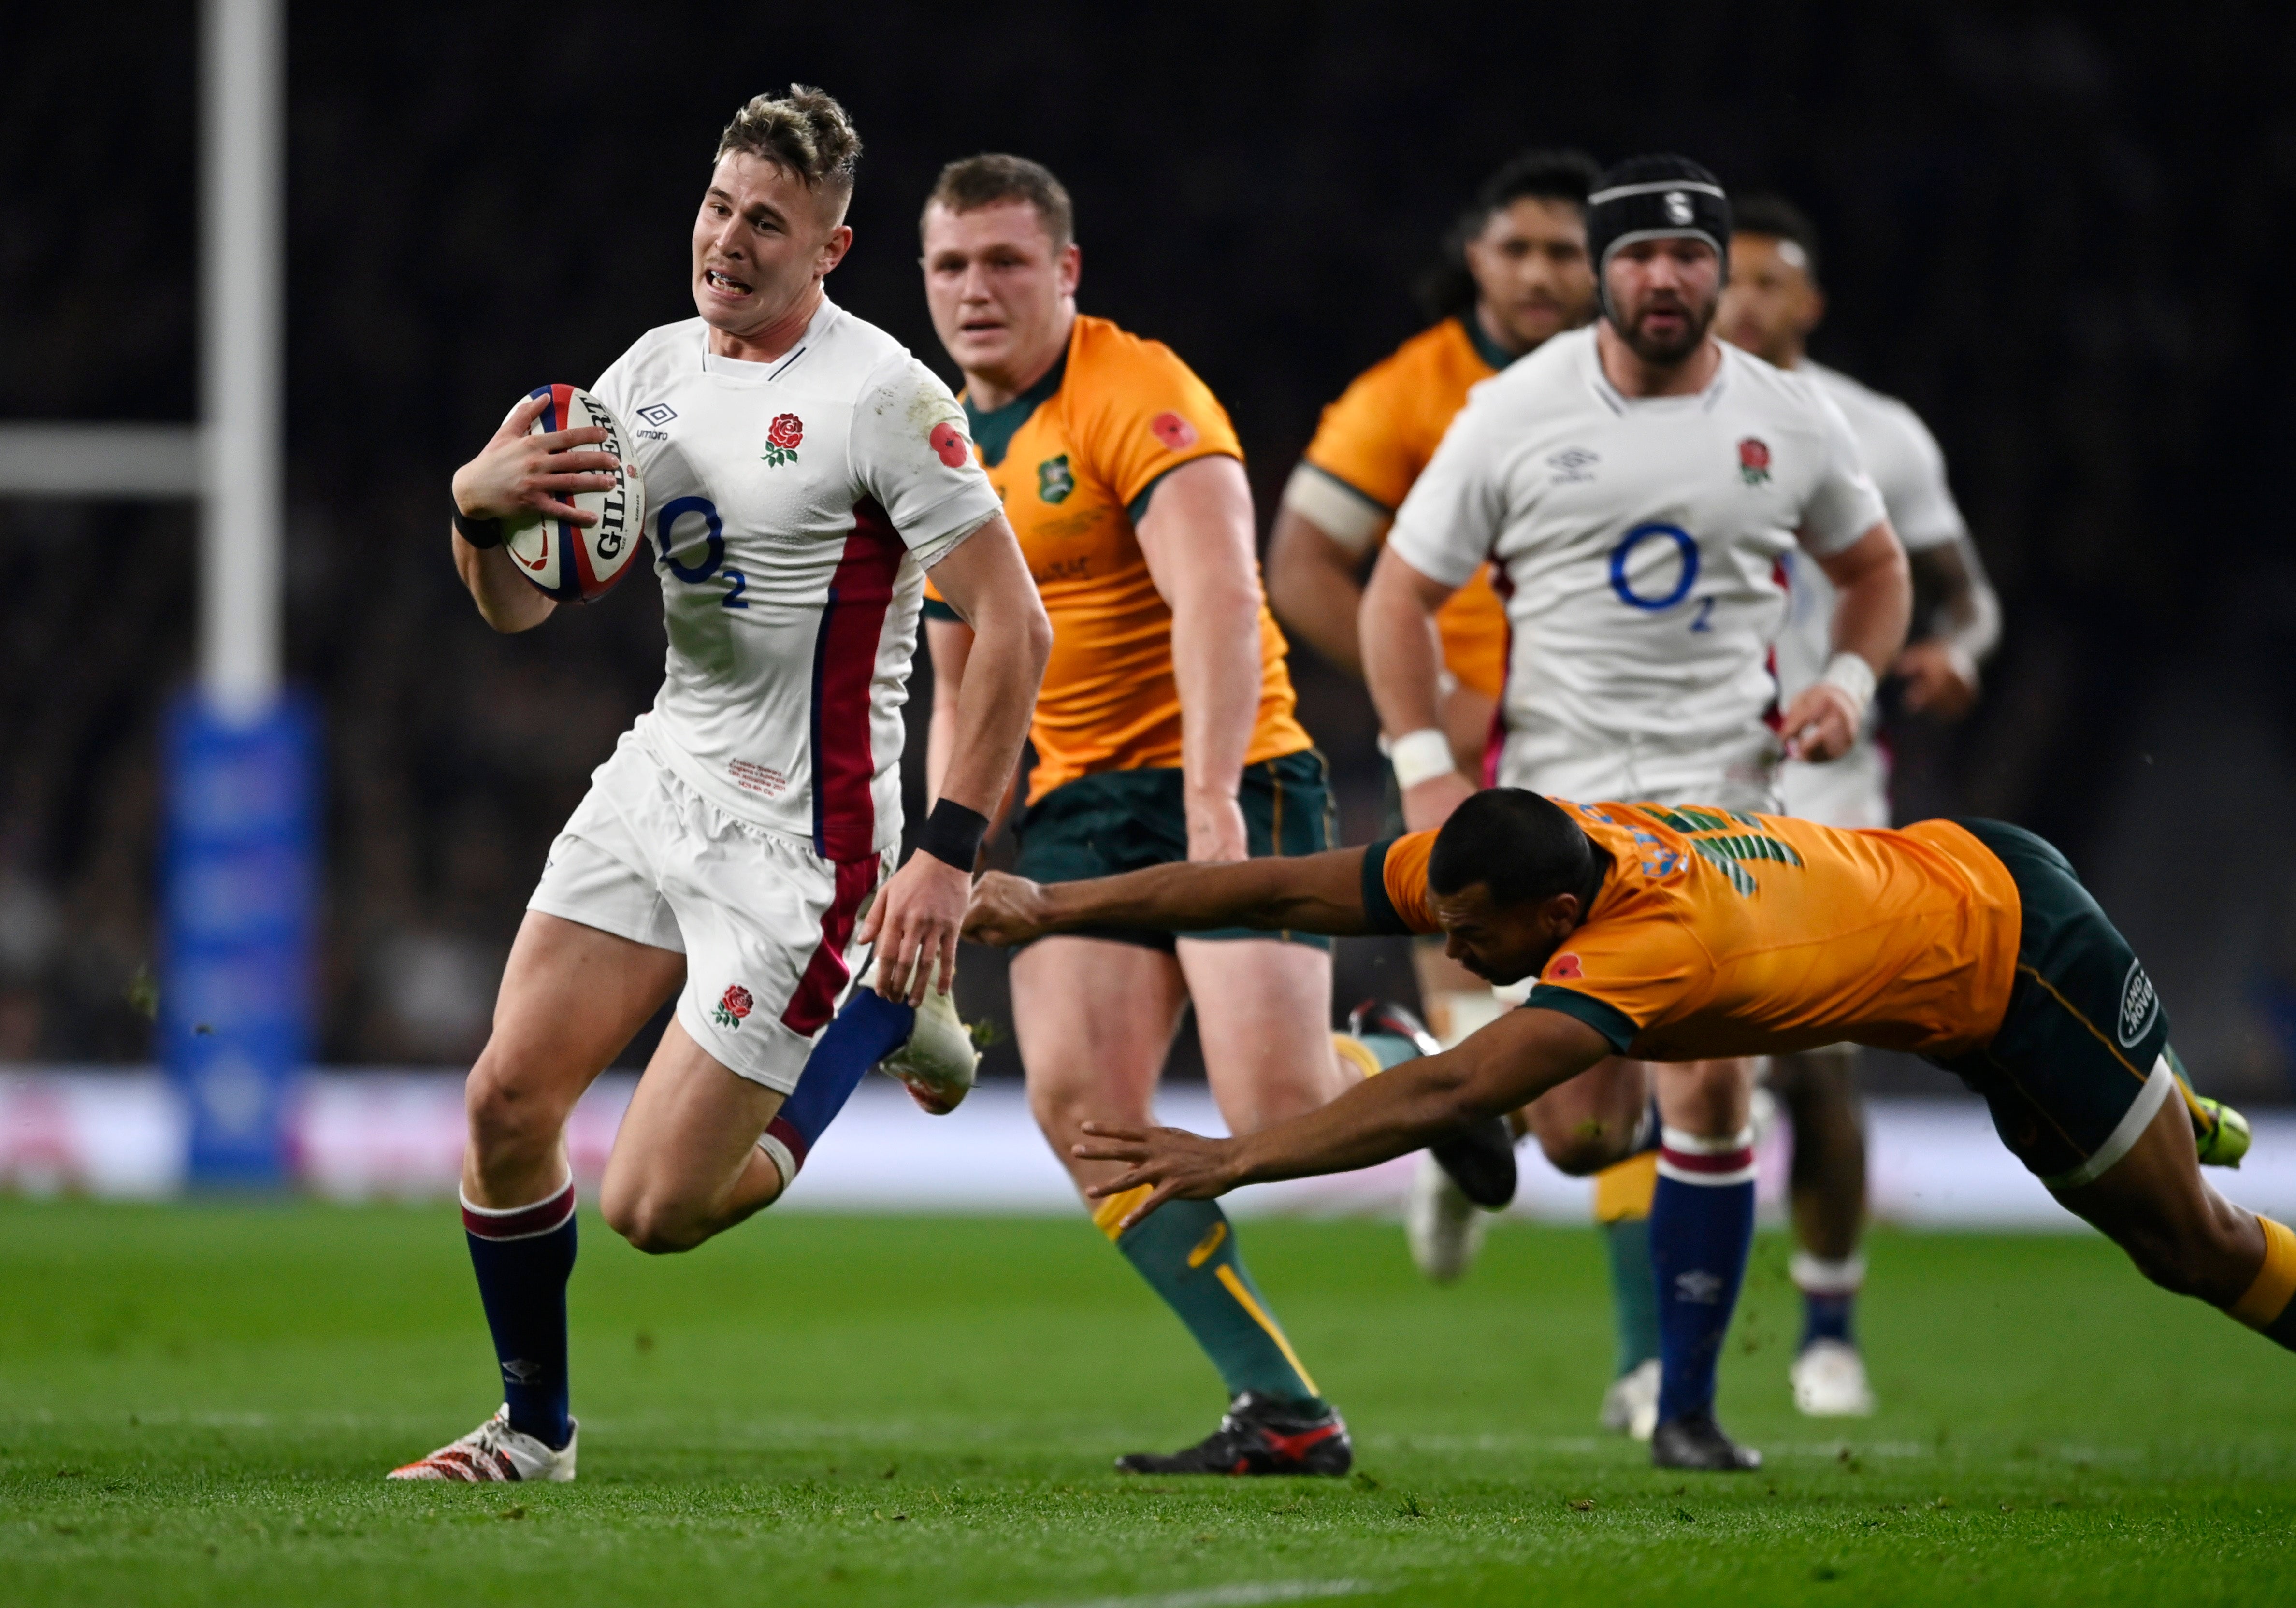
922, 154, 1075, 250
715, 86, 863, 207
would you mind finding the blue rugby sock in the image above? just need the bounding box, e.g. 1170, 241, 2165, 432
1650, 1126, 1757, 1424
1792, 1253, 1864, 1350
462, 1179, 578, 1450
757, 986, 915, 1186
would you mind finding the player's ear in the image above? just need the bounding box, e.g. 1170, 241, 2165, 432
1056, 241, 1082, 297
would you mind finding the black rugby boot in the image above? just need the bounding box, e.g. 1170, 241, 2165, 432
1651, 1410, 1763, 1471
1115, 1392, 1352, 1477
1348, 999, 1518, 1209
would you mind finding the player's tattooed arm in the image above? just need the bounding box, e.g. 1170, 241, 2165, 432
1894, 536, 2000, 721
1075, 1007, 1613, 1225
963, 848, 1373, 948
450, 391, 621, 633
1780, 518, 1912, 761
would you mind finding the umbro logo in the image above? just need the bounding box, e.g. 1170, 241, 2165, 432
1675, 1269, 1725, 1305
1547, 447, 1599, 482
636, 403, 677, 427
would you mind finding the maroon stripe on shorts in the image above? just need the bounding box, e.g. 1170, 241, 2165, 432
462, 1179, 576, 1241
779, 857, 880, 1036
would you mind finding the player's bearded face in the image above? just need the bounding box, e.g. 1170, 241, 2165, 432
1606, 238, 1723, 365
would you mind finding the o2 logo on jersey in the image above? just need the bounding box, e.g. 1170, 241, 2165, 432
1150, 412, 1199, 451
1608, 523, 1700, 611
655, 495, 748, 611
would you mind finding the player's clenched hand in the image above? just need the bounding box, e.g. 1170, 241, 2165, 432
1076, 1122, 1246, 1227
452, 391, 621, 529
963, 871, 1052, 948
1779, 681, 1861, 762
1401, 770, 1475, 832
859, 852, 969, 1005
1184, 789, 1249, 863
1894, 638, 1980, 721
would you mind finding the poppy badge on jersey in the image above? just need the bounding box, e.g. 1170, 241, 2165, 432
503, 384, 648, 603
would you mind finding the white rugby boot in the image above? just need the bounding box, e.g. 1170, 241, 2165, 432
388, 1406, 576, 1482
866, 959, 980, 1116
1598, 1357, 1661, 1441
1404, 1150, 1487, 1284
1790, 1338, 1877, 1417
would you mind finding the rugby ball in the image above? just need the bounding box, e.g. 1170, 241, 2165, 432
503, 384, 647, 603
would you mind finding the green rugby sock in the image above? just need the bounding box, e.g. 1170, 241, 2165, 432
1603, 1216, 1662, 1378
1096, 1187, 1324, 1409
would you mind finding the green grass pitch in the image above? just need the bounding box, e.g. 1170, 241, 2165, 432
3, 1199, 2294, 1606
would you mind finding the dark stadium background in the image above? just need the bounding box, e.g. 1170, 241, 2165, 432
3, 2, 2293, 1095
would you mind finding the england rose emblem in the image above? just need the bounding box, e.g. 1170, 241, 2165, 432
762, 414, 803, 468
712, 983, 754, 1029
1737, 436, 1772, 486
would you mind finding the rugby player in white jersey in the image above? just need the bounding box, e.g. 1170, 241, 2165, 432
1359, 155, 1911, 1469
1717, 193, 2003, 1420
388, 87, 1051, 1483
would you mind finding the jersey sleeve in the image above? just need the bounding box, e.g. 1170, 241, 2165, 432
1285, 360, 1425, 551
1360, 833, 1440, 935
849, 354, 1006, 567
1876, 404, 1967, 553
1795, 386, 1891, 558
1522, 909, 1707, 1054
1386, 392, 1510, 589
1070, 337, 1242, 517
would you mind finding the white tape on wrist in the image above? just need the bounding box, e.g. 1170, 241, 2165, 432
1388, 728, 1457, 790
1819, 652, 1878, 719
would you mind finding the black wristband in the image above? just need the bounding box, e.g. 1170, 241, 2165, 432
914, 798, 989, 871
453, 507, 503, 549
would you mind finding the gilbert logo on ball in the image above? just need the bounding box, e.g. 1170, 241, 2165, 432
504, 385, 648, 603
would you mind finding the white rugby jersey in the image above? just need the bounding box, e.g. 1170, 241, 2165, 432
1388, 327, 1886, 758
592, 299, 1000, 860
1773, 360, 1965, 712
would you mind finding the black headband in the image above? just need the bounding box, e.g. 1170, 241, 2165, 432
1586, 175, 1733, 319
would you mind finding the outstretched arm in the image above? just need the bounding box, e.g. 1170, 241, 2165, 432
964, 847, 1373, 947
1076, 1007, 1613, 1227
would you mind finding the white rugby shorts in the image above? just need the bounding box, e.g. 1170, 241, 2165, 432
1777, 740, 1892, 830
1495, 720, 1783, 817
527, 729, 891, 1092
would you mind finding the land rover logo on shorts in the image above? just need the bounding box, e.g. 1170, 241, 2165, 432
1664, 190, 1694, 224
1037, 454, 1074, 504
2117, 959, 2159, 1048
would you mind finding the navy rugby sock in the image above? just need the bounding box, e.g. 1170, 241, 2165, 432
462, 1179, 578, 1450
1650, 1126, 1757, 1424
757, 987, 915, 1186
1792, 1254, 1865, 1350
